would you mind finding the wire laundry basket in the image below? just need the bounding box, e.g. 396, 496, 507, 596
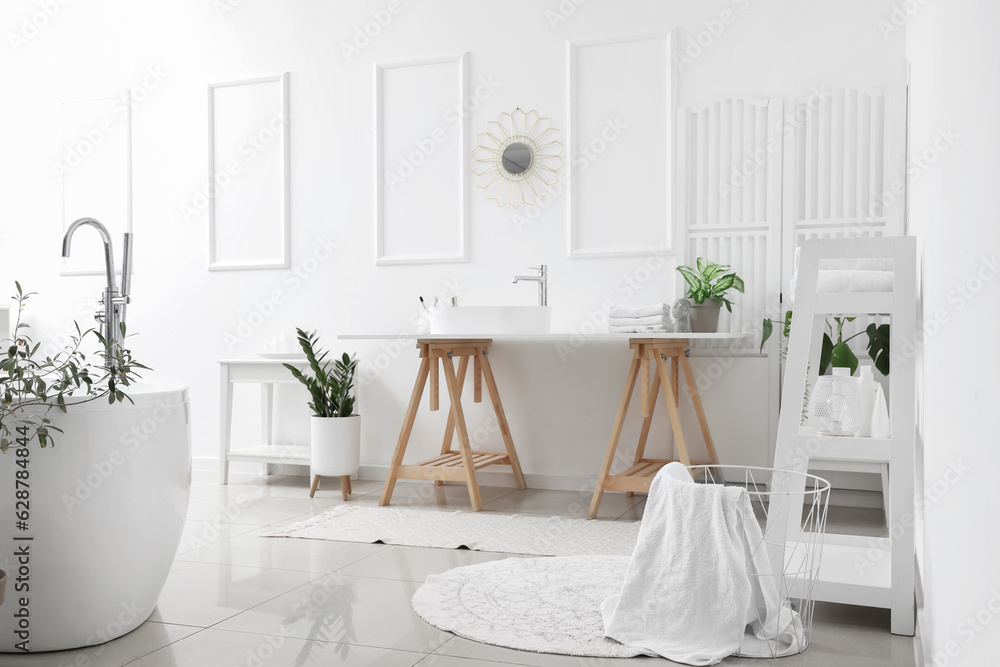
686, 465, 831, 658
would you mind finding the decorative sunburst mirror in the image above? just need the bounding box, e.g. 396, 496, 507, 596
472, 108, 564, 208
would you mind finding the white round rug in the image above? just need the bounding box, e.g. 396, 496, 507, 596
412, 555, 647, 658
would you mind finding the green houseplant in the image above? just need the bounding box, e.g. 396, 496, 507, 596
0, 283, 146, 453
676, 258, 745, 332
761, 313, 890, 377
284, 328, 360, 500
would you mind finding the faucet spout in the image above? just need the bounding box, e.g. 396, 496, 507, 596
60, 217, 131, 370
62, 217, 117, 292
512, 264, 548, 307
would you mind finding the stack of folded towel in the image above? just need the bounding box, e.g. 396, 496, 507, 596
609, 303, 674, 333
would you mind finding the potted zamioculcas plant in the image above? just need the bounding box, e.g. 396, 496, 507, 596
284, 328, 360, 501
676, 258, 745, 333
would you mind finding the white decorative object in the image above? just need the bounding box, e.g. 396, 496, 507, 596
809, 368, 863, 436
264, 504, 639, 556
856, 365, 877, 437
208, 73, 290, 271
375, 54, 468, 265
870, 383, 891, 439
310, 414, 360, 479
670, 298, 692, 333
0, 385, 190, 651
472, 108, 563, 209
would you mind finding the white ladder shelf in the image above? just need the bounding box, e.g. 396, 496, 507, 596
767, 236, 916, 636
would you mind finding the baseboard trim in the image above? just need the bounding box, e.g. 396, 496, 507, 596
196, 457, 885, 509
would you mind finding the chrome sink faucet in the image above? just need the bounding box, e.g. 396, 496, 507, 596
61, 217, 133, 369
512, 265, 547, 307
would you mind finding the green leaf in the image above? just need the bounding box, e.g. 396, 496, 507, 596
731, 275, 745, 293
676, 266, 705, 295
819, 333, 834, 376
696, 257, 711, 274
760, 318, 773, 353
866, 323, 891, 375
715, 274, 735, 293
831, 341, 859, 375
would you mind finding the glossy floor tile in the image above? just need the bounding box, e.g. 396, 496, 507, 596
214, 573, 453, 653
147, 560, 319, 627
0, 622, 198, 667
176, 526, 387, 573
127, 628, 423, 666
9, 477, 915, 666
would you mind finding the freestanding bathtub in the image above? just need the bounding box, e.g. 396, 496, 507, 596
0, 383, 190, 652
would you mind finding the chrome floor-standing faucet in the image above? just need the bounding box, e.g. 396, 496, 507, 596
512, 265, 547, 307
61, 218, 133, 368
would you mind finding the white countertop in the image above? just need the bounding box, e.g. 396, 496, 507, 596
338, 333, 750, 341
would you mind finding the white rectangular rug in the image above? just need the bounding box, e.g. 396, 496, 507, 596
262, 505, 639, 557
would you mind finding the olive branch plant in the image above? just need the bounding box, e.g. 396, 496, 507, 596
0, 283, 149, 453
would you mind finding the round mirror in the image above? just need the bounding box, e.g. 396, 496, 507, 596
501, 143, 532, 175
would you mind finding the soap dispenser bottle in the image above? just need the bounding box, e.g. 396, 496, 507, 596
856, 366, 876, 437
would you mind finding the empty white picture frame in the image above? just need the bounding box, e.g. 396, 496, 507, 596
375, 54, 469, 265
567, 33, 675, 259
208, 73, 290, 271
60, 95, 132, 276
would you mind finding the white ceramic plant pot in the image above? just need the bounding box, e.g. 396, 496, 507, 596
310, 415, 361, 478
689, 299, 723, 333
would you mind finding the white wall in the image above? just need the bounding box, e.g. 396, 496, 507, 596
0, 0, 904, 486
908, 1, 1000, 664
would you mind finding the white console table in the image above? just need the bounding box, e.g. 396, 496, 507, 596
219, 358, 310, 484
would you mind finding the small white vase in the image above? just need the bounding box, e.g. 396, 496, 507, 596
310, 415, 361, 477
810, 368, 864, 436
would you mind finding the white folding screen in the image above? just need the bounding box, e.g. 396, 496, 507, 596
676, 97, 784, 355
678, 87, 907, 346
779, 87, 907, 347
781, 87, 907, 292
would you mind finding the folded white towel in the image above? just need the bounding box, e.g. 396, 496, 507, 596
609, 303, 668, 319
791, 269, 893, 303
609, 314, 668, 326
790, 247, 894, 303
601, 465, 804, 665
608, 324, 672, 333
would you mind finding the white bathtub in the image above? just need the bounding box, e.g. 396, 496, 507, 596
0, 383, 190, 652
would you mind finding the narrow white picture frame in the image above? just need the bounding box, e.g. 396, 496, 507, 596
374, 53, 469, 265
566, 32, 676, 259
207, 72, 290, 271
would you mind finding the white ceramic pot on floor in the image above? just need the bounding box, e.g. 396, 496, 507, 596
309, 415, 361, 500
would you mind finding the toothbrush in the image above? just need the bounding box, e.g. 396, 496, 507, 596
419, 296, 428, 312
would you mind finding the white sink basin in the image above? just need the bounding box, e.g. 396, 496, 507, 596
430, 306, 551, 335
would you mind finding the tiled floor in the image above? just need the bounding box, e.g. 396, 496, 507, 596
0, 476, 917, 666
